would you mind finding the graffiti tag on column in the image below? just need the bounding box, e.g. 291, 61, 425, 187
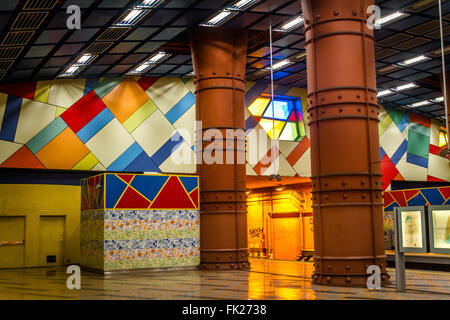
249, 227, 264, 238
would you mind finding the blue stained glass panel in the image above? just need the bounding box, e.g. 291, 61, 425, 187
262, 99, 293, 120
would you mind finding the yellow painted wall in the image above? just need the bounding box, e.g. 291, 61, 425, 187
247, 186, 313, 260
0, 184, 81, 268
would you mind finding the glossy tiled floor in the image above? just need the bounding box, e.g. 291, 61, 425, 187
0, 259, 448, 300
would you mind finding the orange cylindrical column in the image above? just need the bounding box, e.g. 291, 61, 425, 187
300, 0, 389, 286
190, 27, 249, 270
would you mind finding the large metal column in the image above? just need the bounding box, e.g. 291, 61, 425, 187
190, 27, 249, 270
300, 0, 389, 286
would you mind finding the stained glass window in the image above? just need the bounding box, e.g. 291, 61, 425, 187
248, 95, 305, 141
439, 127, 448, 148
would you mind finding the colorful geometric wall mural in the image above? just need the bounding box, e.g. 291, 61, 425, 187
0, 77, 447, 184
0, 77, 197, 174
80, 173, 200, 272
382, 186, 450, 249
378, 105, 449, 190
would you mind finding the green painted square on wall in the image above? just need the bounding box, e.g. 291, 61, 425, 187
407, 131, 430, 159
409, 122, 430, 137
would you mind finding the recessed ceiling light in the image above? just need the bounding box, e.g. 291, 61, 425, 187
268, 60, 292, 71
116, 9, 148, 25
396, 83, 417, 91
147, 52, 168, 64
277, 16, 304, 32
377, 11, 408, 26
138, 0, 164, 8
128, 52, 169, 75
64, 66, 79, 75
201, 10, 235, 26
410, 100, 432, 107
134, 64, 151, 73
400, 55, 429, 66
76, 54, 96, 65
229, 0, 260, 10
377, 89, 393, 97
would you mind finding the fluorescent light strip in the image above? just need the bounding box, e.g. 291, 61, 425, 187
138, 0, 163, 8
277, 16, 304, 32
396, 83, 417, 91
401, 55, 429, 66
201, 0, 260, 26
377, 89, 393, 97
202, 10, 234, 26
134, 64, 151, 73
116, 9, 148, 25
267, 60, 291, 71
77, 54, 92, 64
267, 60, 292, 70
147, 52, 168, 64
60, 65, 80, 77
129, 52, 169, 74
434, 96, 444, 102
124, 9, 142, 23
230, 0, 259, 10
410, 100, 432, 107
377, 11, 407, 26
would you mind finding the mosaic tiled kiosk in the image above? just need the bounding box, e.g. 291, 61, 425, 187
80, 173, 200, 273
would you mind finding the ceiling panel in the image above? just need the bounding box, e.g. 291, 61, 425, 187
0, 0, 446, 120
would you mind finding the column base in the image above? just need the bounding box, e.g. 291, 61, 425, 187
199, 261, 250, 270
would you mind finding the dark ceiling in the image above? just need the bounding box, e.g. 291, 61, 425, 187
0, 0, 448, 121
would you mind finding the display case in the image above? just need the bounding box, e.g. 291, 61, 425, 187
427, 205, 450, 254
395, 206, 428, 253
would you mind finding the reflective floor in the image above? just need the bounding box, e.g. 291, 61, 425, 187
0, 259, 449, 300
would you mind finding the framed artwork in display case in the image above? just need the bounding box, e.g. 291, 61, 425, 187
427, 205, 450, 254
395, 206, 428, 253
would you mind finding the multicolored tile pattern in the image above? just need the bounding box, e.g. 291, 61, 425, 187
0, 78, 447, 183
80, 173, 200, 272
81, 209, 200, 272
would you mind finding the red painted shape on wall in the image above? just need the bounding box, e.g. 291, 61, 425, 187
117, 174, 134, 184
383, 192, 395, 208
137, 77, 158, 91
286, 137, 310, 166
429, 144, 443, 156
115, 187, 151, 209
440, 187, 450, 200
380, 154, 399, 191
60, 90, 107, 133
151, 176, 195, 209
409, 112, 431, 128
81, 192, 89, 211
0, 82, 36, 100
390, 191, 407, 207
253, 146, 280, 175
189, 188, 199, 209
0, 146, 45, 169
427, 175, 447, 182
404, 189, 419, 201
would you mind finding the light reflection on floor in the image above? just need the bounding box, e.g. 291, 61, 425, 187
0, 258, 448, 300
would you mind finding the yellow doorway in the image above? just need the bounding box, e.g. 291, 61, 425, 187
0, 216, 25, 268
39, 216, 65, 266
